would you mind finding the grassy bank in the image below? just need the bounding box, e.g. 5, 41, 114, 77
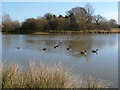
49, 29, 120, 34
2, 62, 111, 88
2, 28, 120, 35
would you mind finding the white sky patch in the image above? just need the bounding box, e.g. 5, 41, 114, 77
103, 11, 118, 21
1, 0, 119, 2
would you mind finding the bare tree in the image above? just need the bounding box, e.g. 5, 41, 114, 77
57, 18, 69, 30
44, 13, 54, 20
108, 19, 117, 28
11, 20, 20, 31
67, 7, 87, 30
93, 15, 103, 25
2, 14, 20, 32
85, 3, 94, 23
67, 7, 87, 21
37, 17, 48, 31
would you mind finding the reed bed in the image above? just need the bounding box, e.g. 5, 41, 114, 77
2, 62, 111, 88
49, 30, 113, 34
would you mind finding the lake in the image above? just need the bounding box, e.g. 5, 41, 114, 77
2, 34, 118, 88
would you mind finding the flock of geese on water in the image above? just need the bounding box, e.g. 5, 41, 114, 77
17, 40, 99, 57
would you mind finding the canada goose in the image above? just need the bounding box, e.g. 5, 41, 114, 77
54, 46, 58, 49
81, 50, 87, 54
66, 47, 71, 50
54, 46, 56, 48
54, 44, 60, 48
43, 48, 47, 51
92, 49, 98, 53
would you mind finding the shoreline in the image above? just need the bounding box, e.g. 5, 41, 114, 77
2, 29, 120, 35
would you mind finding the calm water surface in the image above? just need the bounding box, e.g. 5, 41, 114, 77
2, 34, 118, 88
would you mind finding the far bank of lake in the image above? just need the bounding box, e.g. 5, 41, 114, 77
2, 28, 120, 35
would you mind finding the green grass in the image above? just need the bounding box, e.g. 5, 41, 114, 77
2, 62, 111, 88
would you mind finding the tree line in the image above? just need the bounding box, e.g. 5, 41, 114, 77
1, 3, 119, 33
